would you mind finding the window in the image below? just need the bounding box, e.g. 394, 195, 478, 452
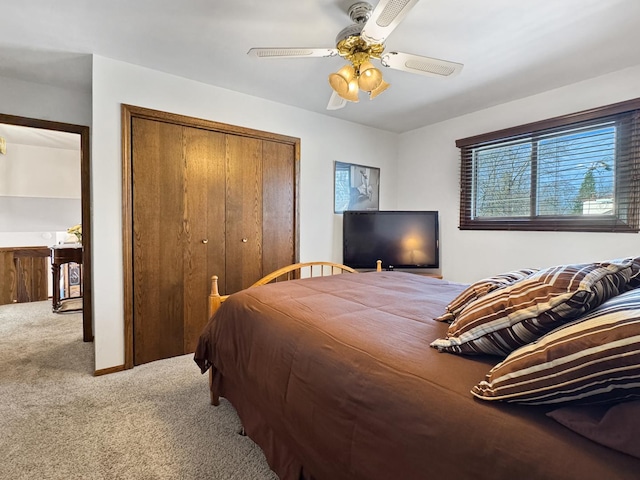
456, 98, 640, 232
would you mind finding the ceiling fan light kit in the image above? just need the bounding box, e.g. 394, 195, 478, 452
357, 61, 383, 92
330, 36, 386, 102
248, 0, 463, 110
369, 79, 390, 100
329, 65, 360, 102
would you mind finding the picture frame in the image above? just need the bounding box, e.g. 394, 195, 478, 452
334, 161, 380, 213
62, 262, 83, 299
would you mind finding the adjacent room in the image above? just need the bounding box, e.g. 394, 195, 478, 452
1, 1, 639, 479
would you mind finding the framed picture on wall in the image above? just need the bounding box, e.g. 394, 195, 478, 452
334, 161, 380, 213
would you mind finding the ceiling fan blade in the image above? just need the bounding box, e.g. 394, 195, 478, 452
360, 0, 420, 45
380, 52, 463, 77
248, 48, 338, 59
327, 91, 347, 110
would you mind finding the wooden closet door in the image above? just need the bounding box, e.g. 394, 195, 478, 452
262, 141, 296, 275
125, 105, 299, 368
223, 138, 296, 292
182, 127, 226, 353
224, 135, 263, 294
132, 121, 229, 363
131, 122, 297, 362
132, 118, 186, 365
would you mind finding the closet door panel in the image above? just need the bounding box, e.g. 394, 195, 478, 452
225, 135, 263, 294
125, 105, 300, 368
205, 133, 228, 300
183, 127, 226, 353
262, 141, 296, 275
132, 118, 185, 365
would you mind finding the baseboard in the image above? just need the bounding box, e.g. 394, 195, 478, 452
94, 364, 126, 376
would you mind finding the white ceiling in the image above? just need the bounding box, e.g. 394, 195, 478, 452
1, 0, 639, 133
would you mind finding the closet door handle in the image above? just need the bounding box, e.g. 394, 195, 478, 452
241, 238, 248, 243
201, 239, 209, 244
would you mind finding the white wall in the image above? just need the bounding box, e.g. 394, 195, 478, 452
0, 142, 81, 248
0, 74, 91, 126
91, 55, 398, 370
397, 65, 640, 283
0, 75, 88, 245
0, 143, 81, 197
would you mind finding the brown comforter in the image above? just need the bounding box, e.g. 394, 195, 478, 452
194, 271, 640, 480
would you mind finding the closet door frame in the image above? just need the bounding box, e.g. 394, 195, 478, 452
121, 104, 300, 370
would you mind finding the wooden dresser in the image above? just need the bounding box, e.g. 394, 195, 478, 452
0, 246, 50, 305
50, 244, 83, 312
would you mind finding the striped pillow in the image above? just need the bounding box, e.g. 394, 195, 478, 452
471, 288, 640, 405
431, 259, 636, 356
435, 268, 538, 323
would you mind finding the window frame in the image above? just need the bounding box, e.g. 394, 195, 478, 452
456, 98, 640, 233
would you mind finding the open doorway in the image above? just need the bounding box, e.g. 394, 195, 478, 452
0, 113, 92, 342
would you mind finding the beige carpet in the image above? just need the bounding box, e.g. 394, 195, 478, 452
0, 301, 278, 480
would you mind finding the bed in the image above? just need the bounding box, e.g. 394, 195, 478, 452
194, 260, 640, 480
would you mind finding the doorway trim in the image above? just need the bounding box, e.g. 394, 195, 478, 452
0, 113, 93, 342
122, 104, 301, 369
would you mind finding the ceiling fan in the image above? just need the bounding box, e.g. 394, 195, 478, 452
247, 0, 463, 110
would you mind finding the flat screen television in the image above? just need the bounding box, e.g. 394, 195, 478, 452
343, 211, 439, 269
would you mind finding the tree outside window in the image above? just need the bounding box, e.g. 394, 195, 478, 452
457, 99, 640, 233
